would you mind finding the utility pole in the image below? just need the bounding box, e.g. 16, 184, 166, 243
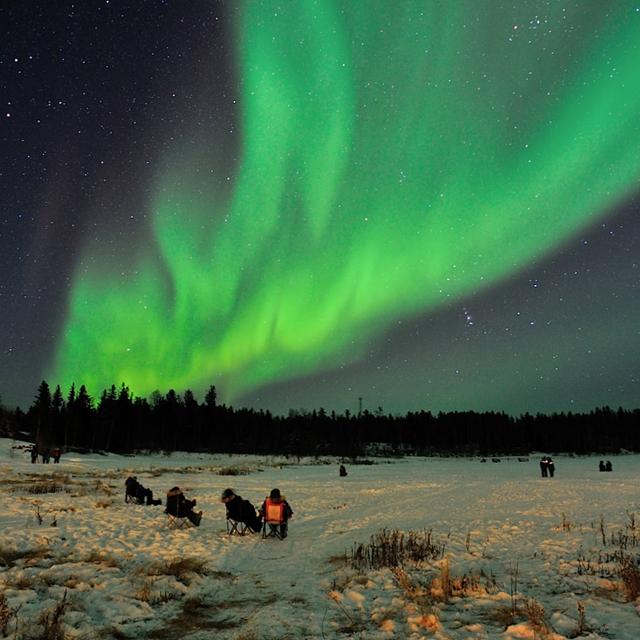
358, 397, 363, 417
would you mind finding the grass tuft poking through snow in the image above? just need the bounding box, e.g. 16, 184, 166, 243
37, 590, 68, 640
347, 527, 445, 571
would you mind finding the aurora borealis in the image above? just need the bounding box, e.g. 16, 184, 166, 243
2, 1, 640, 414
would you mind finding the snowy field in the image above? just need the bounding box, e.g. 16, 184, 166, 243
0, 438, 639, 639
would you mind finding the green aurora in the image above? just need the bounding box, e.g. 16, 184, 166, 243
50, 1, 640, 404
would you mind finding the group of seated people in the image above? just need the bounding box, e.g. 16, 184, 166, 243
124, 475, 292, 535
222, 487, 293, 537
125, 476, 201, 524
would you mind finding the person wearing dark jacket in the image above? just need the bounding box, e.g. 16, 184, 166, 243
166, 486, 202, 526
547, 457, 555, 477
125, 476, 162, 505
539, 456, 548, 477
221, 488, 262, 533
339, 464, 348, 477
259, 488, 293, 538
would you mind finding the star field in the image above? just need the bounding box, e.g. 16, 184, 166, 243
1, 1, 639, 415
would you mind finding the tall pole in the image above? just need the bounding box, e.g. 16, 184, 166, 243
358, 397, 363, 417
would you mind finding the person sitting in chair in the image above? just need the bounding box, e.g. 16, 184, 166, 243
259, 488, 293, 538
221, 488, 262, 533
166, 486, 202, 526
125, 476, 162, 506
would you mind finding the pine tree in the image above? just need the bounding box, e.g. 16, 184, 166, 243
205, 385, 217, 408
32, 380, 52, 448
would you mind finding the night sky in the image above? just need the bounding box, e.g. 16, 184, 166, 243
1, 1, 639, 415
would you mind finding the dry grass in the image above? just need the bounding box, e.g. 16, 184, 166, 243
93, 480, 115, 496
217, 466, 251, 476
28, 482, 66, 495
619, 555, 640, 601
489, 604, 517, 630
348, 528, 445, 571
0, 592, 20, 636
142, 557, 209, 585
134, 579, 178, 606
147, 591, 261, 639
573, 600, 592, 637
393, 567, 433, 610
134, 579, 153, 603
0, 547, 35, 568
84, 551, 119, 567
63, 576, 80, 589
7, 573, 35, 590
328, 591, 366, 636
522, 597, 550, 635
37, 590, 68, 640
1, 546, 51, 570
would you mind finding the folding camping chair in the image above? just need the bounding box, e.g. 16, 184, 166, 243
125, 490, 143, 505
226, 518, 248, 536
166, 511, 193, 529
262, 502, 287, 539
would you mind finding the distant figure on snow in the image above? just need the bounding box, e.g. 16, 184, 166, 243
221, 488, 262, 533
30, 444, 39, 464
339, 464, 348, 477
605, 460, 612, 472
166, 486, 202, 526
599, 460, 606, 472
547, 457, 555, 477
41, 448, 51, 464
539, 456, 549, 477
125, 476, 162, 505
260, 488, 293, 539
52, 447, 61, 463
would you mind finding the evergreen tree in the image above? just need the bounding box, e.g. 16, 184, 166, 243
205, 385, 217, 408
51, 384, 65, 446
31, 380, 53, 447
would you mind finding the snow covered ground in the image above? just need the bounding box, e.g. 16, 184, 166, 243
0, 438, 639, 639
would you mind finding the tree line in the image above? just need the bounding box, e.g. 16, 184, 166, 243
1, 381, 639, 457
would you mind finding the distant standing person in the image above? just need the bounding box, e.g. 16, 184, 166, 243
539, 456, 548, 477
41, 448, 50, 464
605, 460, 612, 472
547, 457, 555, 477
30, 444, 39, 464
339, 464, 348, 477
52, 447, 61, 463
599, 460, 606, 472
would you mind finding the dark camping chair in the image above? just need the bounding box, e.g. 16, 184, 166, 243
125, 490, 143, 505
226, 518, 248, 536
166, 512, 194, 529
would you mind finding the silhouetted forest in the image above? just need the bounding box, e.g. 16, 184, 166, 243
1, 381, 639, 457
